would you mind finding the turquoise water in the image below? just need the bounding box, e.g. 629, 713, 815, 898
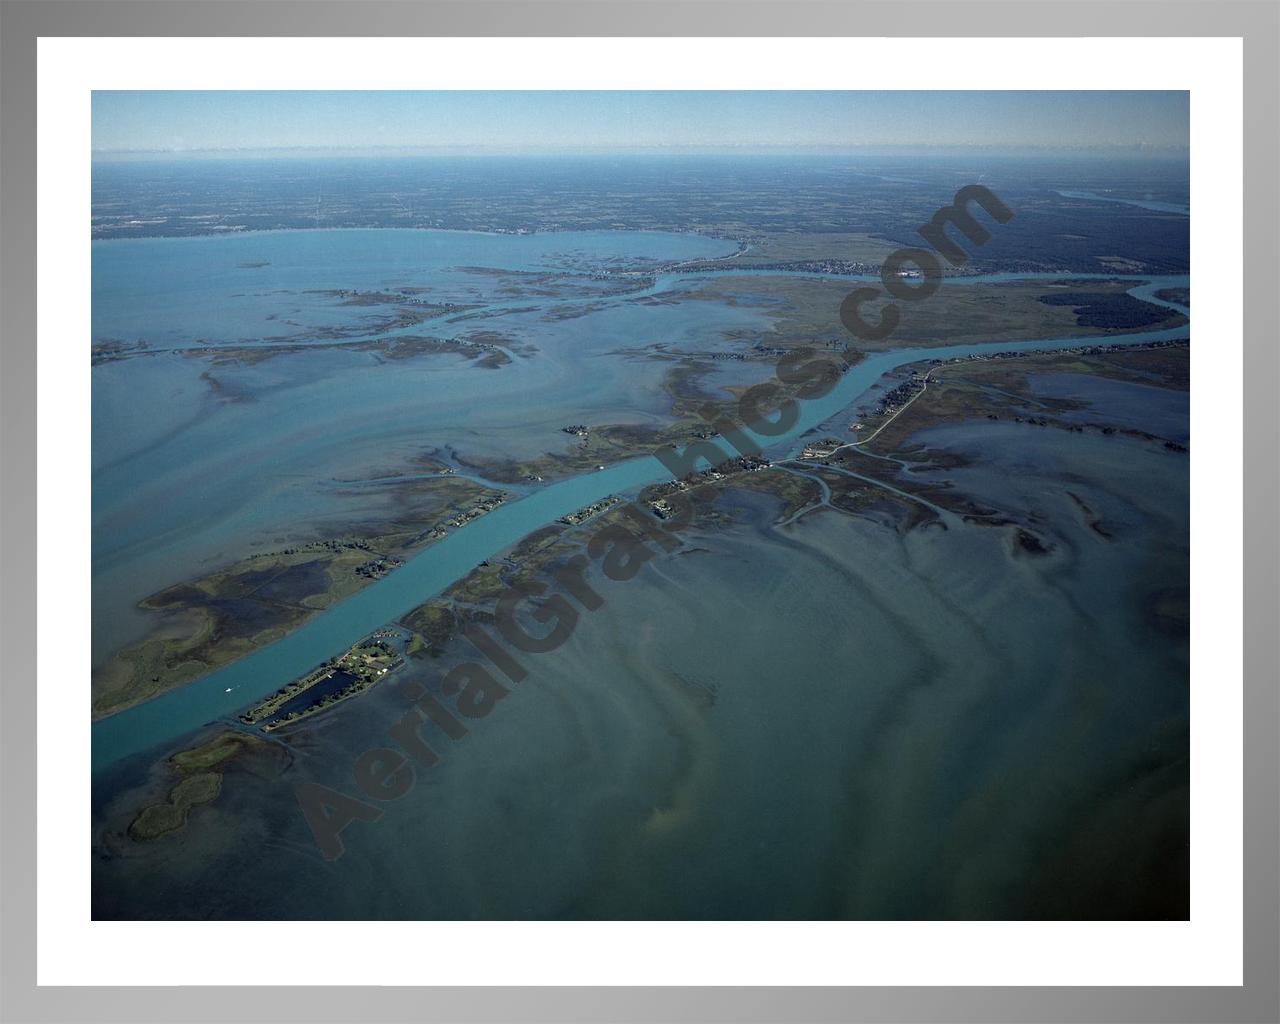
92, 228, 737, 346
94, 406, 1191, 920
91, 231, 760, 662
91, 228, 1188, 772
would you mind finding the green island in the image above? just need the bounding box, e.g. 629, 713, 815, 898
126, 730, 291, 842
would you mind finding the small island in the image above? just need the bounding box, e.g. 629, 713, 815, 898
240, 631, 407, 731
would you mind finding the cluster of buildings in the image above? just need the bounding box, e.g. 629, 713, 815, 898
559, 495, 622, 526
443, 493, 508, 530
354, 556, 403, 580
254, 639, 406, 733
800, 438, 848, 460
875, 372, 929, 417
943, 336, 1183, 369
259, 536, 375, 560
417, 492, 512, 545
647, 454, 771, 518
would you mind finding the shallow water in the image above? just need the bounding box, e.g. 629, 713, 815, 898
91, 231, 755, 661
92, 228, 738, 346
90, 226, 1189, 772
90, 225, 1190, 917
1026, 372, 1189, 444
92, 400, 1188, 920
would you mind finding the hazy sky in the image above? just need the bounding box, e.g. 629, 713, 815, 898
92, 91, 1189, 156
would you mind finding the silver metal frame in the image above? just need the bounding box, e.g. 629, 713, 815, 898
1, 2, 1275, 1021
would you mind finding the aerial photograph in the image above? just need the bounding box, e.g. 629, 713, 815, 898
91, 91, 1190, 921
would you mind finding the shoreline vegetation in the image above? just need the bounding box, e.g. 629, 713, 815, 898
681, 276, 1186, 353
90, 153, 1192, 917
91, 222, 1189, 738
359, 339, 1192, 684
91, 272, 1188, 370
95, 330, 529, 369
87, 171, 1188, 277
371, 337, 1189, 667
125, 730, 291, 842
241, 632, 406, 732
110, 339, 1189, 846
92, 477, 509, 719
389, 340, 1189, 689
96, 335, 1188, 726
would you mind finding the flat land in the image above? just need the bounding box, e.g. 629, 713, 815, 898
126, 730, 290, 842
93, 475, 507, 718
683, 276, 1188, 352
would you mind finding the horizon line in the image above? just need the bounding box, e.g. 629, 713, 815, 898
93, 142, 1192, 160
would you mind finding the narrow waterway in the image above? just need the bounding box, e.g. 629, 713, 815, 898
91, 273, 1189, 772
